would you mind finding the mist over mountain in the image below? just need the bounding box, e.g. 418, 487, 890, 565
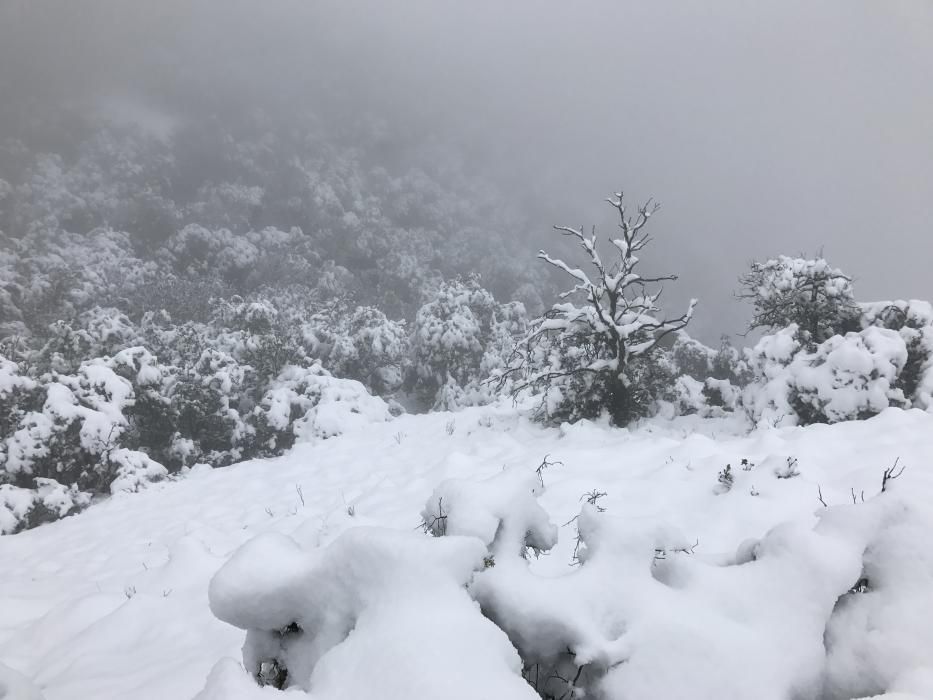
2, 0, 931, 340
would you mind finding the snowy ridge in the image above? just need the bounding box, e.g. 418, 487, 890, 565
2, 406, 933, 699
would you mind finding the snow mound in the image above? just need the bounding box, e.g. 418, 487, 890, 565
0, 662, 46, 700
421, 465, 557, 558
201, 527, 536, 699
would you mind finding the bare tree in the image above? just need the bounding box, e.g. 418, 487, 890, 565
497, 191, 696, 426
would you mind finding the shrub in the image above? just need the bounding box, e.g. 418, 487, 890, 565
739, 255, 859, 347
408, 276, 526, 410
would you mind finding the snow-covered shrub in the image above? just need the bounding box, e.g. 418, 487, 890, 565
659, 334, 749, 417
791, 327, 908, 423
739, 255, 859, 347
472, 499, 860, 699
94, 338, 254, 470
670, 332, 719, 380
251, 363, 392, 452
8, 127, 177, 242
703, 377, 739, 409
670, 332, 751, 387
421, 467, 558, 559
463, 473, 929, 699
0, 358, 108, 531
409, 276, 526, 410
1, 300, 401, 533
861, 299, 933, 409
0, 478, 90, 535
743, 326, 911, 426
200, 528, 536, 699
670, 375, 707, 416
0, 355, 164, 495
742, 326, 805, 426
498, 193, 695, 426
184, 182, 265, 234
820, 485, 933, 699
2, 360, 135, 491
212, 296, 309, 383
163, 226, 320, 295
0, 228, 159, 337
303, 304, 409, 396
669, 375, 739, 417
129, 274, 236, 325
0, 356, 42, 448
107, 448, 169, 494
105, 346, 175, 457
170, 348, 255, 466
34, 306, 141, 374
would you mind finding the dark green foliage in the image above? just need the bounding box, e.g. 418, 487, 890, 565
739, 256, 860, 348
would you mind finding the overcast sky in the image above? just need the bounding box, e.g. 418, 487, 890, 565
2, 0, 931, 340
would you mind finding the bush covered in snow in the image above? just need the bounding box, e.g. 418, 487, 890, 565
0, 300, 395, 533
739, 255, 860, 347
408, 276, 526, 411
302, 304, 409, 396
731, 252, 933, 426
659, 333, 751, 417
742, 300, 933, 427
252, 363, 392, 451
861, 300, 933, 410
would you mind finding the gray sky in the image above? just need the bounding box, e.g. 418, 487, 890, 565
2, 0, 932, 341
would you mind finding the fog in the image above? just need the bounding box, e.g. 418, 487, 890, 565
2, 0, 932, 340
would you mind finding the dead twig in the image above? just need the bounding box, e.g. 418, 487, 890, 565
881, 457, 906, 493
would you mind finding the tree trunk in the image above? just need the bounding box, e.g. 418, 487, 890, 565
606, 372, 632, 426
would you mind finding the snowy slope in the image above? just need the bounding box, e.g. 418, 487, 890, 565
2, 406, 933, 699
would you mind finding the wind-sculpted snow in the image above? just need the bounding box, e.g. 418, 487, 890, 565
421, 467, 558, 557
202, 528, 537, 699
1, 406, 933, 699
0, 661, 46, 700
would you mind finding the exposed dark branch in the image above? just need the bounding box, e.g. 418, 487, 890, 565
881, 457, 906, 492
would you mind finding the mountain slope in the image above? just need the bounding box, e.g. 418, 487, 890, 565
2, 407, 932, 699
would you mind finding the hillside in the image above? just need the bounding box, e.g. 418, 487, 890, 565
2, 406, 932, 699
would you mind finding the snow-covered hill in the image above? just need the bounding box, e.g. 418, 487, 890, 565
2, 407, 933, 699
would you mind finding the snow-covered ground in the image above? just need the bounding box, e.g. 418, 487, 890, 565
2, 406, 933, 699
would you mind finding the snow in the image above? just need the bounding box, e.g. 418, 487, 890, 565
1, 405, 933, 699
422, 466, 558, 557
206, 527, 535, 699
0, 661, 46, 700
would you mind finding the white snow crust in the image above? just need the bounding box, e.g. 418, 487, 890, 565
2, 406, 932, 699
